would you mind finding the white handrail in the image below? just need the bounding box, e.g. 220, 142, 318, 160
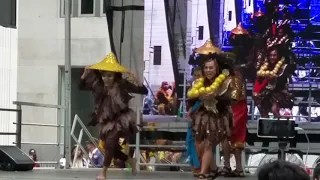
70, 114, 98, 168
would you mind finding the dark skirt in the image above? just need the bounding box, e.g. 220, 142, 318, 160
192, 107, 233, 144
254, 89, 294, 114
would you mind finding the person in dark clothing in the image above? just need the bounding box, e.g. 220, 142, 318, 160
257, 160, 309, 180
314, 163, 320, 180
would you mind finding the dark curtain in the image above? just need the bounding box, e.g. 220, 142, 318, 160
0, 0, 16, 28
234, 0, 242, 24
206, 0, 221, 44
103, 0, 144, 63
164, 0, 188, 110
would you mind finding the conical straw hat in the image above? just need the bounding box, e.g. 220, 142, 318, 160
195, 39, 222, 55
88, 52, 129, 73
231, 23, 249, 35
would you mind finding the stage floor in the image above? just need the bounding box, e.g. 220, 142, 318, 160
0, 169, 257, 180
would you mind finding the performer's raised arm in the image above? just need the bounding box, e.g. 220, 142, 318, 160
78, 67, 103, 91
120, 78, 148, 95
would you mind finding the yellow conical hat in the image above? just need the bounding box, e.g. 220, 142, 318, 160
88, 52, 129, 73
195, 39, 222, 55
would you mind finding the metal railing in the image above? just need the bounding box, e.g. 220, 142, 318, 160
2, 102, 318, 172
70, 114, 98, 168
134, 108, 222, 171
0, 107, 22, 148
11, 101, 64, 169
133, 109, 320, 172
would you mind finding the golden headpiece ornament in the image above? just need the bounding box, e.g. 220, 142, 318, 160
195, 39, 222, 55
254, 8, 265, 17
88, 52, 129, 73
231, 23, 250, 35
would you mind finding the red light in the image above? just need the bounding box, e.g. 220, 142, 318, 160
305, 166, 312, 175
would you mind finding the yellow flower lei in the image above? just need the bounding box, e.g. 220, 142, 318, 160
187, 69, 230, 99
257, 57, 285, 78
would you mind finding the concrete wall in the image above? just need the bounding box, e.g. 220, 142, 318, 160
144, 0, 174, 87
17, 0, 111, 162
143, 0, 210, 88
190, 0, 210, 49
224, 0, 237, 31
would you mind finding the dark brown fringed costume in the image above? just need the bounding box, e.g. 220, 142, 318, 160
253, 52, 294, 118
79, 53, 148, 167
187, 40, 235, 145
190, 77, 235, 144
249, 4, 296, 118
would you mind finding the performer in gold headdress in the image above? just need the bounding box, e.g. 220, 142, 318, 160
79, 52, 148, 180
186, 39, 225, 178
221, 23, 250, 177
187, 39, 236, 179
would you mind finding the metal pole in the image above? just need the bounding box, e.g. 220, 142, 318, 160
135, 108, 141, 171
183, 0, 193, 119
307, 67, 312, 122
64, 0, 72, 169
16, 105, 22, 149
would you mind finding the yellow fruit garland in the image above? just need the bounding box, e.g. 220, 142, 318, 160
187, 69, 230, 99
257, 57, 284, 78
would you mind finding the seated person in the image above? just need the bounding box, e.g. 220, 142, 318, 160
86, 141, 104, 168
155, 81, 174, 115
71, 145, 89, 168
28, 149, 40, 167
313, 163, 320, 180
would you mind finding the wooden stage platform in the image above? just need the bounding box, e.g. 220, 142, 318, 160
0, 169, 257, 180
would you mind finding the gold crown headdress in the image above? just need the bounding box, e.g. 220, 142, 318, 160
231, 23, 250, 35
195, 39, 222, 55
254, 8, 265, 17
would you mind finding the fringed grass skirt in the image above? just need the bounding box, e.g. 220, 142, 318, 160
192, 107, 233, 144
99, 108, 138, 143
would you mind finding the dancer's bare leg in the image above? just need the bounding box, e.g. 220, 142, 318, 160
271, 103, 281, 118
127, 157, 137, 175
234, 149, 243, 171
96, 167, 108, 180
199, 141, 215, 179
195, 141, 204, 176
196, 141, 204, 158
222, 139, 231, 168
217, 139, 232, 177
96, 138, 116, 180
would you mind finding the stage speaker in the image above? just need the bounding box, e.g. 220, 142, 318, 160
0, 146, 34, 171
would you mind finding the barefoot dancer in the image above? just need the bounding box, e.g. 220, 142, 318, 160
79, 52, 148, 179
